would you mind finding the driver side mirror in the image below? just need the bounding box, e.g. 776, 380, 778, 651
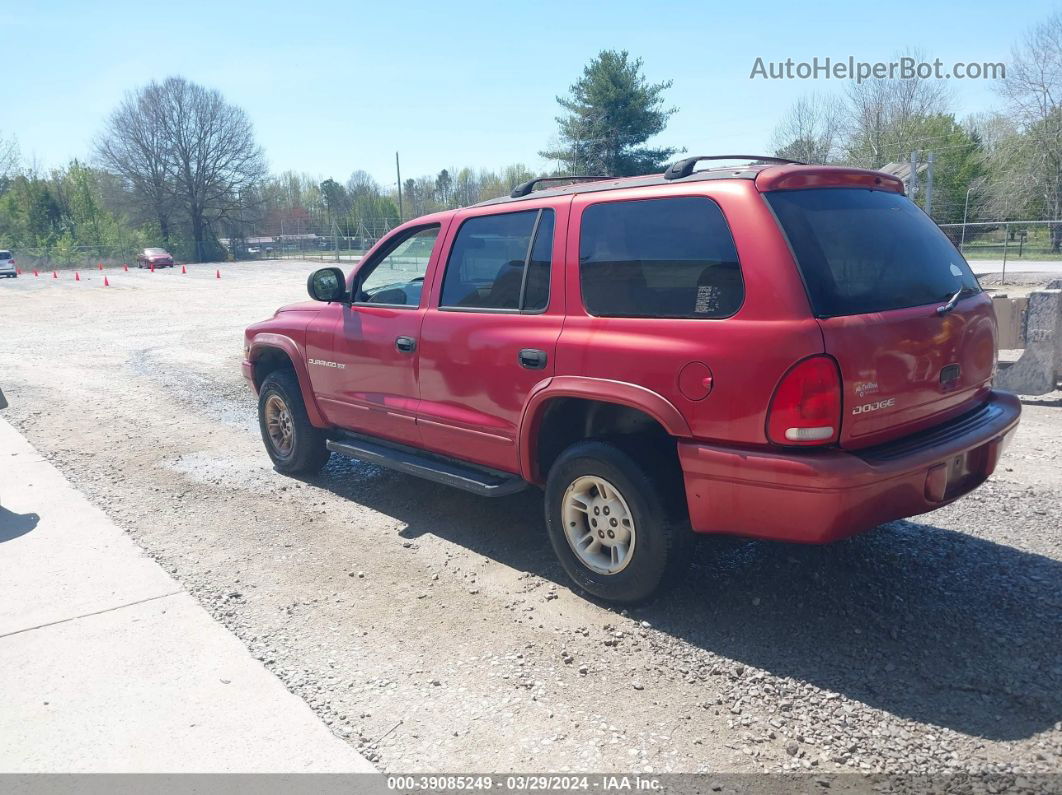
307, 267, 347, 303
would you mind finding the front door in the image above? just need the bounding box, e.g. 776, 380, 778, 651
417, 202, 567, 473
311, 224, 443, 447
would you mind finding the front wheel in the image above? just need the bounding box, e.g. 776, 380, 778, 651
257, 369, 330, 475
544, 441, 690, 604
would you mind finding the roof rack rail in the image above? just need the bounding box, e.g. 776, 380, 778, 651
510, 175, 610, 198
663, 155, 805, 181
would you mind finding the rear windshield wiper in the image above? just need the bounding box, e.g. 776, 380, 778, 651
935, 287, 965, 316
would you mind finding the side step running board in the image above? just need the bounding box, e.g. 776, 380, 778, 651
326, 433, 529, 497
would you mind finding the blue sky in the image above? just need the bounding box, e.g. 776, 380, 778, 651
2, 0, 1055, 187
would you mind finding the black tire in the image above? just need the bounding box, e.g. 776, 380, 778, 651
544, 441, 690, 604
257, 369, 330, 475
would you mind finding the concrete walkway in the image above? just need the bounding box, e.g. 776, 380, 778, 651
0, 418, 376, 773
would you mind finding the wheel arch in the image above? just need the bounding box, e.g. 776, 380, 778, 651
248, 333, 329, 428
518, 376, 692, 484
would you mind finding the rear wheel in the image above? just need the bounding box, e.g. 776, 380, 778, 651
257, 369, 330, 475
544, 441, 690, 604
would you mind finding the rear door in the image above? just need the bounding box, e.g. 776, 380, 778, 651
766, 187, 995, 449
555, 187, 825, 447
416, 202, 566, 473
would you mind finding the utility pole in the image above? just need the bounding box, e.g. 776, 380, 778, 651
395, 152, 403, 222
908, 151, 919, 203
960, 186, 974, 252
924, 152, 934, 218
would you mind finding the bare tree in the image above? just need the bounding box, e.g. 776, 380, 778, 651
770, 93, 844, 163
98, 77, 265, 260
151, 77, 266, 260
346, 170, 380, 199
843, 49, 953, 167
966, 113, 1035, 220
999, 11, 1062, 246
95, 85, 175, 241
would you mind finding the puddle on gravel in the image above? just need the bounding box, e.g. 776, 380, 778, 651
167, 449, 384, 494
167, 451, 290, 493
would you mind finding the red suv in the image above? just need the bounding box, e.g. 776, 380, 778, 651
243, 156, 1020, 603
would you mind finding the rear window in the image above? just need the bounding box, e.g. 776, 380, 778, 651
0, 251, 11, 259
766, 188, 980, 317
578, 197, 743, 318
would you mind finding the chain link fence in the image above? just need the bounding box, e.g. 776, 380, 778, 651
938, 220, 1062, 262
8, 245, 145, 272
229, 219, 401, 264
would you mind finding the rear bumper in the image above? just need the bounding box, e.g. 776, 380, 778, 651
679, 390, 1021, 543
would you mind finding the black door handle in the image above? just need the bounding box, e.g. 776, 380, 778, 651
395, 336, 417, 353
518, 348, 547, 369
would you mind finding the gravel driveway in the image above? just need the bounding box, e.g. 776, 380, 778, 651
1, 262, 1059, 779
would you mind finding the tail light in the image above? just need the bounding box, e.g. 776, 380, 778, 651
766, 355, 842, 446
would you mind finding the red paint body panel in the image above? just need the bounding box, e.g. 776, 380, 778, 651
755, 164, 905, 194
243, 163, 1021, 548
415, 199, 569, 472
819, 293, 998, 449
556, 181, 825, 447
680, 390, 1019, 541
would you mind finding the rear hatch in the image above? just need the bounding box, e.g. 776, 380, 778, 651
765, 186, 995, 450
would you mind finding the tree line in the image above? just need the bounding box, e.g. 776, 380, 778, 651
2, 10, 1062, 262
767, 14, 1062, 233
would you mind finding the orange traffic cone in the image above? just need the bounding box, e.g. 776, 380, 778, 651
75, 272, 80, 281
150, 263, 155, 272
33, 270, 39, 277
97, 262, 103, 270
215, 269, 221, 279
104, 276, 110, 286
52, 271, 58, 279
181, 264, 187, 274
123, 264, 129, 272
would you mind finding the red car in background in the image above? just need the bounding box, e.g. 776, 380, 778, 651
136, 248, 175, 268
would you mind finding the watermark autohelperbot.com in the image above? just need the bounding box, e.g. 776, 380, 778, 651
750, 56, 1005, 82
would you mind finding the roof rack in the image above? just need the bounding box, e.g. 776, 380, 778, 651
510, 175, 610, 198
663, 155, 805, 181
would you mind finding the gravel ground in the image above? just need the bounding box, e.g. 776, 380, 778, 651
1, 262, 1060, 779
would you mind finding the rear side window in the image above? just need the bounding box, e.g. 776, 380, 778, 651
766, 188, 981, 317
578, 197, 743, 319
440, 209, 554, 311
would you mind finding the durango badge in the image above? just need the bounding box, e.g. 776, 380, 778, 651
308, 358, 345, 369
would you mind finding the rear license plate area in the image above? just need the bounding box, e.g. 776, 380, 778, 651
943, 444, 989, 499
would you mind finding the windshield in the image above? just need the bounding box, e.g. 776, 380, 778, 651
766, 188, 981, 317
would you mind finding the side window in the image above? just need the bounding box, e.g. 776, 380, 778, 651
578, 197, 743, 318
440, 209, 554, 311
355, 225, 440, 307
